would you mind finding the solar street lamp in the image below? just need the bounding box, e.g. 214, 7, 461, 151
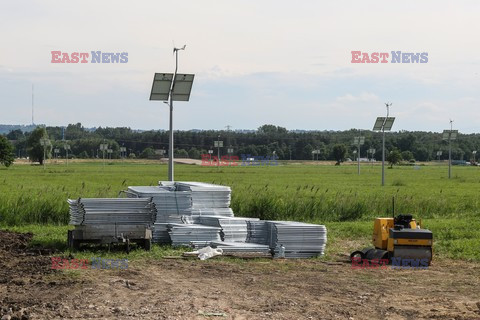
40, 138, 51, 170
214, 137, 223, 167
373, 103, 395, 186
120, 147, 127, 159
368, 148, 376, 163
100, 143, 108, 168
436, 150, 442, 161
353, 136, 365, 175
150, 46, 194, 182
443, 120, 458, 179
155, 149, 166, 160
64, 144, 71, 166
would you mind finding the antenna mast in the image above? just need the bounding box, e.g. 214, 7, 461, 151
32, 84, 34, 125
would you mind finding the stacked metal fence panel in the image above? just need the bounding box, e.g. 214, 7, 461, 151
246, 220, 269, 245
168, 182, 234, 217
199, 216, 260, 242
168, 224, 222, 247
68, 198, 155, 226
152, 223, 171, 244
127, 186, 192, 223
68, 182, 329, 258
210, 241, 271, 255
267, 221, 327, 258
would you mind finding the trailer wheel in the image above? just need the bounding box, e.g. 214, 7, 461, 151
72, 239, 80, 250
67, 230, 73, 249
144, 239, 152, 251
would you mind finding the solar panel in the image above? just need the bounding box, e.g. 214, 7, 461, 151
172, 74, 195, 101
383, 117, 395, 131
150, 73, 173, 101
450, 130, 458, 140
442, 130, 458, 141
373, 117, 385, 131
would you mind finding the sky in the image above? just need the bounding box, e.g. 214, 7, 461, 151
0, 0, 479, 133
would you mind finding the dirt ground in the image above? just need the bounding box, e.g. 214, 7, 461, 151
1, 230, 479, 320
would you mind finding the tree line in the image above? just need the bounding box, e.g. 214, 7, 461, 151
2, 123, 480, 165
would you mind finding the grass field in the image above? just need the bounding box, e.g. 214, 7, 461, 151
1, 160, 479, 260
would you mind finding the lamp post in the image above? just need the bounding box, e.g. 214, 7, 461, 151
442, 120, 458, 179
208, 149, 214, 166
368, 148, 376, 163
214, 137, 223, 168
100, 143, 108, 168
64, 143, 70, 166
353, 136, 365, 175
149, 46, 194, 182
40, 138, 51, 171
373, 103, 395, 186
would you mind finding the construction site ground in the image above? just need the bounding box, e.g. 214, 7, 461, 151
1, 230, 479, 320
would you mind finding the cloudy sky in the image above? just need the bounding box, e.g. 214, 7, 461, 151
1, 1, 479, 132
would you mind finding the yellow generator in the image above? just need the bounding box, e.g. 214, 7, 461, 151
350, 214, 433, 264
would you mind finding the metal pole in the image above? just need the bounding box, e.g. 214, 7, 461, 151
217, 135, 220, 168
448, 120, 452, 179
382, 129, 385, 185
168, 48, 182, 182
381, 104, 390, 186
43, 144, 46, 171
357, 139, 360, 175
448, 139, 451, 178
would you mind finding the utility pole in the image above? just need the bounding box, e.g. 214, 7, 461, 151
32, 84, 34, 125
217, 134, 220, 167
382, 103, 392, 186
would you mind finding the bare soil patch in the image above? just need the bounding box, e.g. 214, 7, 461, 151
1, 230, 479, 319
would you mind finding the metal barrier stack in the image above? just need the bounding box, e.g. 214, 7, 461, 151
168, 224, 222, 247
199, 216, 260, 242
67, 182, 328, 258
68, 198, 155, 226
267, 221, 327, 258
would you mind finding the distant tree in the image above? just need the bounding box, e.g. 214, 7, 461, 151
188, 147, 201, 159
0, 135, 15, 167
387, 149, 403, 168
26, 127, 50, 164
78, 151, 89, 159
6, 129, 24, 141
257, 124, 288, 135
140, 147, 156, 159
332, 144, 347, 165
175, 149, 189, 158
414, 147, 430, 162
401, 150, 414, 162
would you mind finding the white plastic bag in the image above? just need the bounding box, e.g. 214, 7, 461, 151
197, 246, 223, 260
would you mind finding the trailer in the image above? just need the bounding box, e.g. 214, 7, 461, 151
67, 224, 152, 253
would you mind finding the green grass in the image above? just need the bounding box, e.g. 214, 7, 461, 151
1, 161, 479, 260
